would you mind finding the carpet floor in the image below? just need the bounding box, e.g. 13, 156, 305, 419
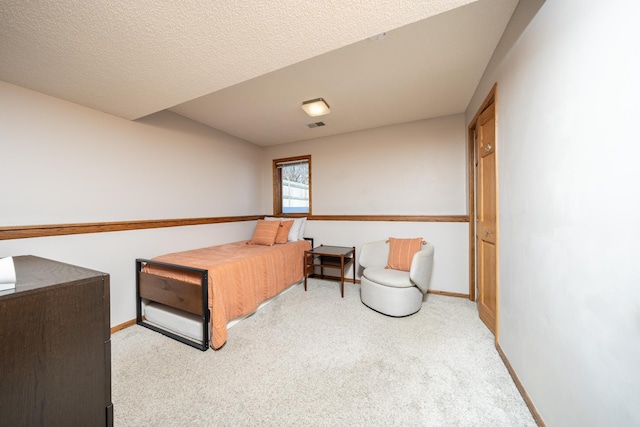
112, 279, 536, 426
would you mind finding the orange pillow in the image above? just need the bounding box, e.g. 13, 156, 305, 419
250, 219, 280, 246
386, 237, 424, 271
275, 220, 294, 244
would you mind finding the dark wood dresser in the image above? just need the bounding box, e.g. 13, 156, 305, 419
0, 255, 113, 426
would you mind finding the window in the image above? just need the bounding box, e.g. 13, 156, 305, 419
273, 155, 311, 215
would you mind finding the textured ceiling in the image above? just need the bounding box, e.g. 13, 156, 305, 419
171, 0, 518, 145
0, 0, 518, 146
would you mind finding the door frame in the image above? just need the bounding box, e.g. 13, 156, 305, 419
467, 83, 499, 336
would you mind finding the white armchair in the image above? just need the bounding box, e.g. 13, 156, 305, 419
359, 240, 434, 316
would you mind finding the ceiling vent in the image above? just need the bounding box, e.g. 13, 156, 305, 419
307, 122, 326, 128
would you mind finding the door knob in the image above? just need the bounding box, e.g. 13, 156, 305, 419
485, 144, 492, 152
485, 230, 491, 236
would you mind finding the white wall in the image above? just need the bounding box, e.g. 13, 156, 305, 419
0, 222, 256, 328
264, 115, 470, 295
0, 82, 470, 322
0, 82, 263, 326
263, 115, 467, 215
466, 1, 640, 425
306, 221, 468, 295
0, 81, 262, 225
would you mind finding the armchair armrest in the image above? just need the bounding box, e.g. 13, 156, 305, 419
409, 243, 435, 293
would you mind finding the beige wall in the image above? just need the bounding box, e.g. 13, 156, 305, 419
5, 2, 639, 422
0, 81, 472, 324
466, 0, 640, 425
0, 81, 263, 326
304, 220, 469, 295
263, 115, 470, 295
262, 115, 467, 215
0, 81, 262, 225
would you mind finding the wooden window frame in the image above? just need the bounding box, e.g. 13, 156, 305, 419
272, 155, 312, 216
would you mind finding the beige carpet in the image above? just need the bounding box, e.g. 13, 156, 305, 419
111, 279, 535, 426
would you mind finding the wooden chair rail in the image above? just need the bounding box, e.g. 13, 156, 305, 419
308, 214, 468, 222
0, 216, 263, 240
1, 214, 469, 240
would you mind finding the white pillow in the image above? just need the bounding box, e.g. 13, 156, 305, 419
264, 217, 303, 242
297, 217, 307, 240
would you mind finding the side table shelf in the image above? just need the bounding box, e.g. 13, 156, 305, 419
304, 245, 356, 298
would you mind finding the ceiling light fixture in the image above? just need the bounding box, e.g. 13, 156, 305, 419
301, 98, 330, 117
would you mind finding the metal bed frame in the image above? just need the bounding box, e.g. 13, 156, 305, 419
136, 259, 210, 351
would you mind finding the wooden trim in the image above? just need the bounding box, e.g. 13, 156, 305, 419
468, 125, 477, 301
308, 215, 468, 222
308, 156, 313, 216
496, 342, 546, 426
1, 214, 469, 241
273, 154, 312, 216
0, 215, 262, 241
427, 289, 469, 299
273, 158, 282, 215
309, 275, 360, 285
341, 277, 360, 285
110, 318, 137, 334
470, 83, 498, 125
468, 83, 498, 302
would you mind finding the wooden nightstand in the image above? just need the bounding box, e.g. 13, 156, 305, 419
304, 245, 356, 298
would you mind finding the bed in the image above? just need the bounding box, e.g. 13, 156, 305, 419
135, 218, 311, 350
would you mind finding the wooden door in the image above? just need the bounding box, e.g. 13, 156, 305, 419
476, 102, 498, 335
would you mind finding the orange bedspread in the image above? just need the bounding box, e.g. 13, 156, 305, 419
145, 240, 310, 349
